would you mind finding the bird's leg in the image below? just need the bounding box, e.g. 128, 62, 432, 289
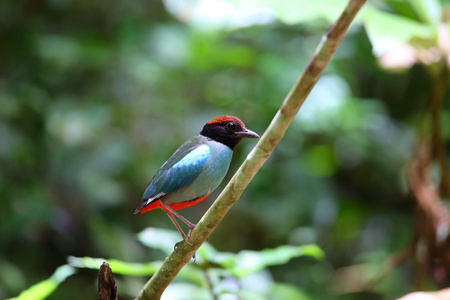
161, 202, 196, 240
163, 210, 191, 247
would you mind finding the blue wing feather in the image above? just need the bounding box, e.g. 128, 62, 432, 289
141, 140, 210, 200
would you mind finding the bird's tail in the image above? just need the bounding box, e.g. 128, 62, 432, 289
134, 197, 164, 214
134, 203, 146, 214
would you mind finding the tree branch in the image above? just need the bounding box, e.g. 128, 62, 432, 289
408, 141, 450, 289
135, 1, 366, 299
429, 65, 450, 198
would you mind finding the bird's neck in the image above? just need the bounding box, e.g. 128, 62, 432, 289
199, 132, 239, 149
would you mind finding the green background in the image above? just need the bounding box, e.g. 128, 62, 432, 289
1, 0, 449, 299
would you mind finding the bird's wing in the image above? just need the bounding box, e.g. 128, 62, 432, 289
141, 142, 210, 201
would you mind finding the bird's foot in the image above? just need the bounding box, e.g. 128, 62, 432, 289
173, 224, 197, 259
186, 224, 196, 238
173, 241, 196, 261
174, 241, 182, 250
173, 236, 193, 250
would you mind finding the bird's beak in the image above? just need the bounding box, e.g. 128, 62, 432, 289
238, 129, 260, 139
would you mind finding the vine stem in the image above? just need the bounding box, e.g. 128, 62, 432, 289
136, 1, 366, 299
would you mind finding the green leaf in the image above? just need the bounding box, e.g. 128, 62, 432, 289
363, 8, 435, 56
197, 241, 236, 266
221, 244, 323, 278
137, 228, 323, 279
268, 283, 312, 300
409, 0, 442, 25
137, 227, 236, 267
68, 256, 161, 276
234, 290, 268, 300
163, 283, 211, 300
68, 256, 205, 285
137, 227, 181, 255
7, 265, 76, 300
234, 0, 347, 25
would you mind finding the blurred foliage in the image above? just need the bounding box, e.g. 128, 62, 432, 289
7, 265, 76, 300
65, 228, 323, 299
1, 0, 449, 299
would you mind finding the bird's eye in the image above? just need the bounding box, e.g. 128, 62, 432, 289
227, 122, 236, 131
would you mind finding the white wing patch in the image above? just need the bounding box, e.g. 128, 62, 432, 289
146, 192, 166, 205
173, 144, 210, 169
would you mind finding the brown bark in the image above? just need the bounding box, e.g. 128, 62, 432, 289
98, 262, 118, 300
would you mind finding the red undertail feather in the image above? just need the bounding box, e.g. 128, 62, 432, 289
136, 191, 214, 214
136, 199, 164, 214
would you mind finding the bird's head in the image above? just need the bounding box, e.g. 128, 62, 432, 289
200, 115, 259, 149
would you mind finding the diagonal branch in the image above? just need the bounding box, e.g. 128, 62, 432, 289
136, 1, 366, 299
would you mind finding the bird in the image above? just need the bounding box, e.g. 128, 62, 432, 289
134, 115, 259, 243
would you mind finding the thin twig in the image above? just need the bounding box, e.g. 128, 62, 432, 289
135, 1, 367, 299
201, 264, 217, 300
430, 65, 450, 198
408, 142, 450, 289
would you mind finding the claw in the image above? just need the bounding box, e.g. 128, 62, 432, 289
186, 224, 196, 239
173, 240, 196, 261
174, 235, 192, 250
174, 241, 181, 250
